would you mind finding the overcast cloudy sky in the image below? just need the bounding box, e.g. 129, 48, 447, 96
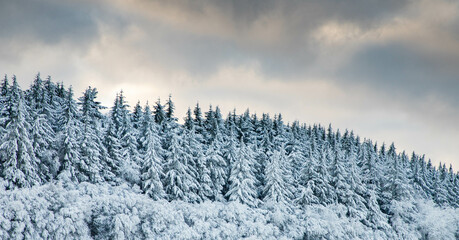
1, 0, 459, 169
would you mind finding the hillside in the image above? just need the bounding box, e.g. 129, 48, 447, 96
0, 74, 458, 239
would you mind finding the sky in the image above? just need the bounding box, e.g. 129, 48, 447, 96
1, 0, 459, 170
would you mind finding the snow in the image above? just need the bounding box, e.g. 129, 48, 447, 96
0, 75, 458, 239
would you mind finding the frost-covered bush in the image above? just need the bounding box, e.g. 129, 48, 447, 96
1, 183, 457, 239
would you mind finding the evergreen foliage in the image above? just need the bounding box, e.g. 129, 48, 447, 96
0, 75, 458, 239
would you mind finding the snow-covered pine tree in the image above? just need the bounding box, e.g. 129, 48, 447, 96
131, 101, 143, 131
446, 164, 459, 207
222, 124, 239, 195
204, 105, 219, 142
183, 107, 194, 130
226, 139, 258, 207
307, 142, 334, 205
330, 140, 348, 205
263, 148, 294, 205
295, 138, 320, 206
205, 139, 227, 201
42, 76, 63, 132
390, 150, 412, 202
193, 103, 204, 136
104, 93, 124, 183
253, 113, 274, 195
214, 106, 225, 134
153, 98, 166, 127
26, 73, 59, 182
118, 92, 141, 185
140, 103, 165, 200
359, 140, 380, 195
30, 109, 58, 182
77, 87, 106, 183
165, 94, 177, 123
432, 163, 449, 206
56, 87, 81, 183
0, 77, 40, 189
359, 141, 389, 229
163, 128, 199, 202
184, 126, 211, 201
0, 75, 9, 129
410, 152, 428, 198
238, 109, 255, 144
344, 143, 367, 219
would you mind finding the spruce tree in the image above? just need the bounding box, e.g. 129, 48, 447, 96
205, 140, 227, 201
56, 87, 81, 183
330, 141, 348, 204
140, 104, 165, 200
104, 94, 123, 183
193, 103, 204, 135
0, 77, 40, 189
119, 92, 141, 185
226, 140, 258, 207
263, 149, 293, 205
77, 87, 106, 183
163, 129, 199, 202
0, 75, 10, 129
131, 101, 143, 131
153, 98, 166, 126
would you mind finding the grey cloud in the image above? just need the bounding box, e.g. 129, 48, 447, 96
105, 0, 411, 77
336, 42, 459, 105
0, 0, 98, 45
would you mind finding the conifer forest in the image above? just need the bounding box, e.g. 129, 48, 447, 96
0, 74, 458, 239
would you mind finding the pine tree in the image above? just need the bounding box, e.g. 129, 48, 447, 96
0, 75, 10, 129
204, 105, 215, 141
222, 125, 238, 195
410, 152, 429, 198
359, 140, 380, 193
104, 119, 123, 183
31, 110, 58, 182
330, 141, 348, 204
165, 94, 177, 122
119, 93, 141, 185
183, 107, 194, 130
56, 87, 81, 183
238, 109, 254, 144
193, 103, 204, 135
345, 143, 367, 219
226, 140, 258, 207
140, 104, 165, 200
77, 87, 106, 183
433, 164, 449, 206
0, 77, 40, 189
163, 129, 199, 202
446, 164, 459, 207
27, 73, 59, 182
296, 139, 320, 206
196, 144, 213, 201
263, 149, 293, 205
131, 101, 143, 131
184, 127, 211, 201
153, 98, 166, 126
205, 140, 227, 201
390, 150, 411, 201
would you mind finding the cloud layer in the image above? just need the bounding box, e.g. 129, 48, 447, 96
1, 0, 458, 169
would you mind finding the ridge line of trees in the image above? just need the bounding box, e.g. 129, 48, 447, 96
1, 74, 458, 230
